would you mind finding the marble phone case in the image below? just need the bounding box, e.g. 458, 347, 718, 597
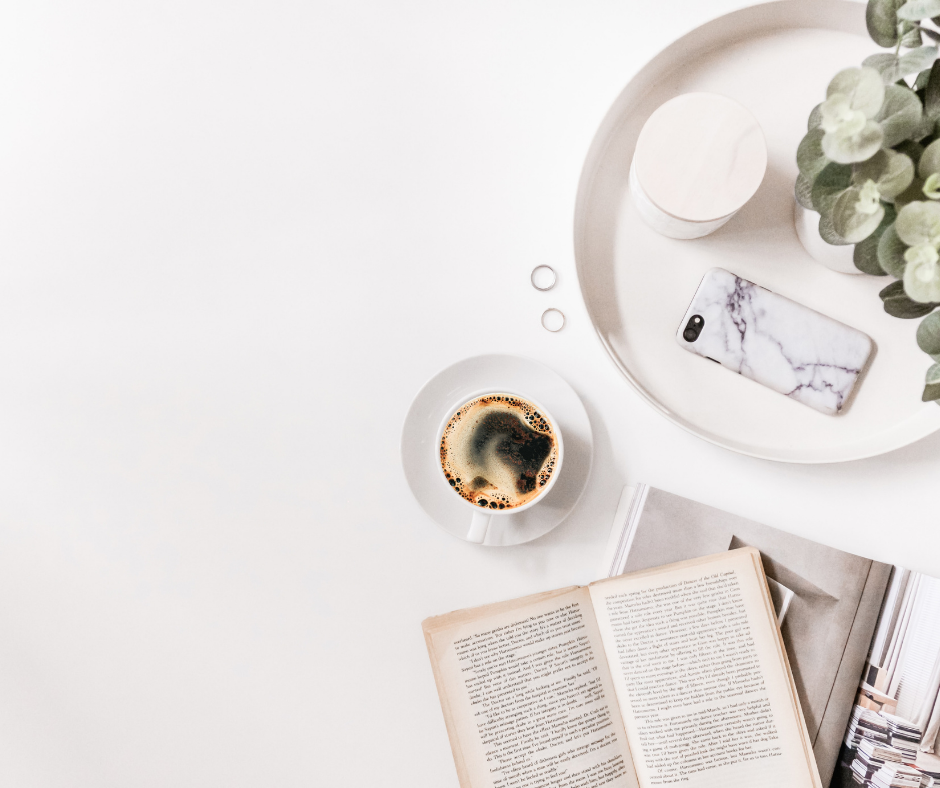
676, 268, 873, 416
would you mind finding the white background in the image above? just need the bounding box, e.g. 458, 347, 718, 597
1, 0, 938, 785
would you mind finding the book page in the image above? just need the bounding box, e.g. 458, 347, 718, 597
423, 586, 640, 788
589, 548, 821, 788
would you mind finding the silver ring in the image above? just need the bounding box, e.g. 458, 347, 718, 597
530, 265, 557, 291
541, 308, 565, 332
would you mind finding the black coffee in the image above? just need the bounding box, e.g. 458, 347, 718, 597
439, 393, 558, 510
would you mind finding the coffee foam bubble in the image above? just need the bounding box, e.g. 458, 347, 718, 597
439, 393, 558, 510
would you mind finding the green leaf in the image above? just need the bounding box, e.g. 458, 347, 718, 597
822, 122, 885, 163
863, 54, 905, 83
868, 0, 901, 46
904, 44, 940, 73
925, 60, 940, 118
895, 199, 940, 243
875, 84, 925, 147
854, 149, 916, 199
884, 200, 899, 227
917, 311, 940, 353
854, 203, 896, 274
819, 211, 851, 245
897, 138, 926, 165
795, 173, 815, 210
865, 46, 940, 82
879, 223, 910, 276
919, 137, 940, 177
922, 362, 940, 400
913, 112, 937, 141
797, 128, 828, 180
880, 280, 905, 301
808, 102, 824, 131
832, 187, 887, 241
895, 175, 928, 207
811, 163, 853, 216
827, 67, 886, 117
855, 233, 889, 274
881, 151, 917, 199
897, 0, 940, 21
903, 22, 924, 47
880, 279, 938, 316
925, 171, 940, 197
904, 243, 940, 300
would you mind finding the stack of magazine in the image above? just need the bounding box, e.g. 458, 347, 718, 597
882, 715, 924, 762
870, 762, 923, 788
845, 707, 889, 749
852, 740, 905, 784
601, 484, 940, 788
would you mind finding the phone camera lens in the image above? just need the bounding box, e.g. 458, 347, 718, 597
683, 315, 704, 342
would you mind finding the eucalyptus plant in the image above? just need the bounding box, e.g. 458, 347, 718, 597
795, 0, 940, 401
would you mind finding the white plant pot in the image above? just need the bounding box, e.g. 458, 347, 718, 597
793, 199, 862, 275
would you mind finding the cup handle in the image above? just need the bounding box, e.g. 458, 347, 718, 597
467, 509, 491, 544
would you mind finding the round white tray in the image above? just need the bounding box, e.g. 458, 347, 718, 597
400, 355, 593, 546
574, 0, 940, 463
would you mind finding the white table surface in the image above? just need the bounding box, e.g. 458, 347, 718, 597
2, 0, 939, 785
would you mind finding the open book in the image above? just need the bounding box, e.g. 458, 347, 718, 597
600, 484, 940, 788
423, 547, 822, 788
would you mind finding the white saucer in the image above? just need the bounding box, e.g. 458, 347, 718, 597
400, 355, 593, 546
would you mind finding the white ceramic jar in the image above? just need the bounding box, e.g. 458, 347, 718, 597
631, 92, 767, 239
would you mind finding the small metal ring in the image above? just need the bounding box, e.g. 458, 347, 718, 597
541, 308, 565, 332
530, 265, 557, 291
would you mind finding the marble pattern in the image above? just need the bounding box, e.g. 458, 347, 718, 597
677, 269, 873, 416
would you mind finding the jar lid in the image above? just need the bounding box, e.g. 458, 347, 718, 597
633, 93, 767, 223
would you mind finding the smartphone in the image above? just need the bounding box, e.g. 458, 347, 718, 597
676, 268, 873, 416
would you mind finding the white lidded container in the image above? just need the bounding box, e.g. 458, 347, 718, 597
631, 92, 768, 239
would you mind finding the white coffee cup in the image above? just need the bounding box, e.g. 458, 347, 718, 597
436, 391, 564, 545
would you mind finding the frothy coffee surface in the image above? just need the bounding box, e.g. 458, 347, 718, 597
439, 393, 558, 510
